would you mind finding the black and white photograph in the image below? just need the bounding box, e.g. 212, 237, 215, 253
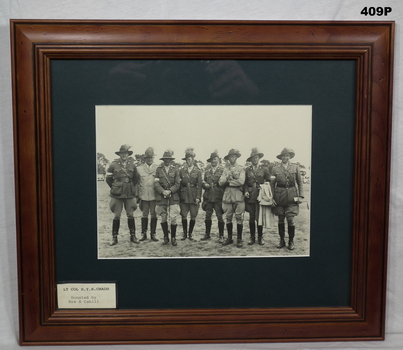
96, 105, 311, 259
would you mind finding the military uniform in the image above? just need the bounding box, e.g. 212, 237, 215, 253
154, 153, 181, 245
271, 148, 304, 250
271, 163, 304, 217
202, 163, 225, 241
105, 145, 140, 245
218, 149, 246, 247
154, 165, 181, 219
179, 164, 202, 240
137, 158, 159, 241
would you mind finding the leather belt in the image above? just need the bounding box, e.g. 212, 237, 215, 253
276, 184, 295, 188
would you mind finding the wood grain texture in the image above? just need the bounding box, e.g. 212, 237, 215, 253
10, 20, 394, 345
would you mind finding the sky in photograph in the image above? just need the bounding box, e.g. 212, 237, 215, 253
96, 105, 312, 168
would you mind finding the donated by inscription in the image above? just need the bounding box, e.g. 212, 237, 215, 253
57, 283, 116, 309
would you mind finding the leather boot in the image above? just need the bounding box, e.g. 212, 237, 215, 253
139, 217, 148, 241
171, 224, 177, 246
222, 223, 233, 245
288, 225, 295, 250
201, 219, 212, 240
188, 219, 196, 240
181, 219, 188, 240
237, 224, 243, 248
109, 219, 120, 246
277, 223, 286, 248
248, 221, 256, 245
257, 225, 265, 245
128, 218, 139, 244
161, 222, 169, 245
218, 221, 225, 243
150, 217, 158, 241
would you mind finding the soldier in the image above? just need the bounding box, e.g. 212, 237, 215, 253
201, 151, 225, 242
271, 148, 304, 250
154, 150, 181, 246
244, 148, 271, 245
218, 149, 246, 248
105, 145, 140, 246
137, 147, 159, 242
179, 148, 202, 241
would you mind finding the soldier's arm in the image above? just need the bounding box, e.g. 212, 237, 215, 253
296, 166, 304, 198
196, 171, 203, 200
170, 169, 181, 194
105, 164, 114, 188
229, 167, 245, 186
218, 168, 228, 187
264, 168, 271, 183
202, 170, 209, 189
270, 168, 277, 190
154, 169, 165, 194
132, 166, 140, 184
243, 169, 250, 196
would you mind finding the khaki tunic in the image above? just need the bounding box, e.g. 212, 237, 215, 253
137, 163, 158, 201
271, 162, 304, 217
218, 163, 246, 203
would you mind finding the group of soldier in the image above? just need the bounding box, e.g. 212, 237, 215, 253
104, 145, 304, 251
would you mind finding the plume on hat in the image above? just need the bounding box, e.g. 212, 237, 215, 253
183, 147, 196, 160
246, 147, 264, 162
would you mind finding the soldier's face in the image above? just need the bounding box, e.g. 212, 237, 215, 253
186, 157, 194, 167
145, 157, 154, 165
251, 155, 259, 166
211, 157, 219, 167
163, 159, 171, 166
120, 152, 129, 161
229, 155, 237, 164
282, 154, 290, 163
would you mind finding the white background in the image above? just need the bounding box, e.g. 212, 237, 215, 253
1, 1, 402, 349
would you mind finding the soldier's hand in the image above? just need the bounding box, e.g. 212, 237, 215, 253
204, 183, 211, 189
195, 199, 200, 205
272, 199, 277, 206
244, 192, 250, 198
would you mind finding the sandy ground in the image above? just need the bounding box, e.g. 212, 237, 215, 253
97, 181, 310, 259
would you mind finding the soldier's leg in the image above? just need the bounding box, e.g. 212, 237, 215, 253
222, 203, 234, 245
156, 205, 169, 245
286, 215, 296, 250
246, 202, 256, 245
180, 203, 190, 240
109, 198, 123, 246
277, 213, 286, 248
149, 201, 158, 242
169, 204, 181, 246
188, 204, 199, 240
140, 200, 150, 241
255, 203, 264, 245
124, 198, 139, 244
215, 202, 225, 242
201, 202, 214, 241
235, 201, 245, 248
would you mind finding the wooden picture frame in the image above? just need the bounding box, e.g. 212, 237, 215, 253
11, 20, 394, 345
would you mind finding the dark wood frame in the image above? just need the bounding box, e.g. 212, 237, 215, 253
11, 20, 394, 345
